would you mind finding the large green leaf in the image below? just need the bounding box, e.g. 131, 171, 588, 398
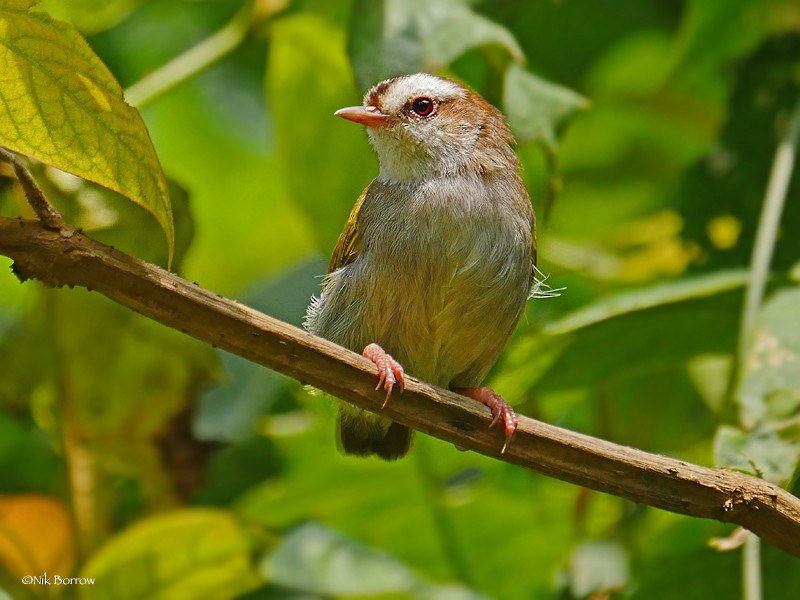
260, 521, 491, 599
348, 0, 523, 91
714, 288, 800, 484
544, 270, 748, 335
0, 0, 173, 259
262, 522, 419, 596
739, 288, 800, 426
81, 509, 262, 599
713, 425, 799, 484
503, 62, 588, 149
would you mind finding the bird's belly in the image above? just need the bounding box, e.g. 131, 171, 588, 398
322, 225, 530, 388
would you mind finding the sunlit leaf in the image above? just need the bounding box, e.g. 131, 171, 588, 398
0, 0, 173, 260
32, 165, 194, 268
81, 509, 261, 599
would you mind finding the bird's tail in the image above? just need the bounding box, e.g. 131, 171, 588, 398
337, 412, 413, 461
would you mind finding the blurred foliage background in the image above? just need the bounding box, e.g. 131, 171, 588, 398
1, 0, 800, 598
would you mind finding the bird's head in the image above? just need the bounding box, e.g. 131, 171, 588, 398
335, 73, 518, 182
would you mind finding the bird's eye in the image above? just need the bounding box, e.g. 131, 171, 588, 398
410, 97, 436, 118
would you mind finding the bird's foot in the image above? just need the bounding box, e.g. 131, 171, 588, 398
362, 343, 405, 407
453, 387, 518, 453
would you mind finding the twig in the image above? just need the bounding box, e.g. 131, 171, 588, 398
0, 148, 63, 229
124, 1, 255, 107
1, 217, 800, 557
743, 534, 762, 600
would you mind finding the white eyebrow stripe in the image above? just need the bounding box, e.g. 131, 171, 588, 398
369, 74, 468, 110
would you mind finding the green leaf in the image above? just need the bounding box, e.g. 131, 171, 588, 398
544, 269, 748, 335
348, 0, 524, 90
195, 259, 324, 442
81, 509, 261, 600
669, 0, 798, 82
261, 522, 420, 596
686, 354, 734, 414
521, 289, 741, 452
34, 0, 143, 34
503, 62, 589, 148
265, 13, 374, 253
713, 425, 799, 484
739, 288, 800, 427
240, 422, 580, 597
564, 541, 629, 598
417, 586, 489, 600
0, 0, 173, 261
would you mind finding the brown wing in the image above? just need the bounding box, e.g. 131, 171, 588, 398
328, 187, 368, 273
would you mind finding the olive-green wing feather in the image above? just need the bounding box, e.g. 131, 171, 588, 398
328, 187, 368, 273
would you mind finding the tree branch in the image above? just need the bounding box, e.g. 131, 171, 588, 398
2, 216, 800, 557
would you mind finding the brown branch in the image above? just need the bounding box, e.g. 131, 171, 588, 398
0, 149, 63, 228
2, 216, 800, 557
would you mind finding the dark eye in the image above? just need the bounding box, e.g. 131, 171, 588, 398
410, 97, 436, 118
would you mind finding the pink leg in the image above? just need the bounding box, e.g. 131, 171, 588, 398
452, 387, 518, 453
362, 343, 405, 407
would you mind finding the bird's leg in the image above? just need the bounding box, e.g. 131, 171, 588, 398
362, 343, 405, 408
452, 387, 518, 453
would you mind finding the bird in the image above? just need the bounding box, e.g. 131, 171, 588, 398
305, 73, 537, 460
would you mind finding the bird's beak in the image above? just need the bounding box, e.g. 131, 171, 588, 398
334, 105, 390, 127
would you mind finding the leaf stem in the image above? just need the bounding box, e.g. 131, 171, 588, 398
743, 534, 762, 600
124, 1, 255, 108
0, 147, 63, 229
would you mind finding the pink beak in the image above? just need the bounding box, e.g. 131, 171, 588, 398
335, 105, 390, 127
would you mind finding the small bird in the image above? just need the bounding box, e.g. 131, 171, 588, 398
306, 73, 536, 460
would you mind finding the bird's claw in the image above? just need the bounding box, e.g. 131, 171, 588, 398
362, 343, 405, 408
454, 387, 518, 453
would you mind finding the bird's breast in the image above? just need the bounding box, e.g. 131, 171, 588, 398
349, 175, 532, 385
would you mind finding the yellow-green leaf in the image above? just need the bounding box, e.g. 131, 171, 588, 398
0, 0, 173, 261
81, 509, 262, 599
